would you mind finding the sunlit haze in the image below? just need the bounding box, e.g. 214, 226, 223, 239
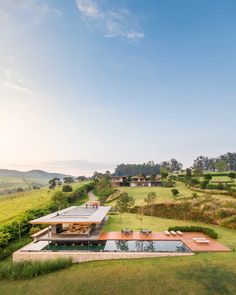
1, 0, 236, 175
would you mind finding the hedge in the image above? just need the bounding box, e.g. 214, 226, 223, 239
130, 202, 216, 224
168, 225, 218, 239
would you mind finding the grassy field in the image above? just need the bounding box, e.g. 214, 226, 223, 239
0, 177, 49, 194
1, 214, 236, 294
110, 181, 236, 206
0, 252, 236, 295
0, 188, 53, 224
110, 182, 192, 205
0, 182, 87, 224
115, 182, 198, 205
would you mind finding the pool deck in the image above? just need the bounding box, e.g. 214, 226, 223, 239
98, 232, 231, 252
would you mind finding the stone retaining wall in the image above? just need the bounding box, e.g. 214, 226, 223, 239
13, 250, 194, 263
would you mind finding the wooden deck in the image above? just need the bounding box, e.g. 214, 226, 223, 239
98, 231, 231, 252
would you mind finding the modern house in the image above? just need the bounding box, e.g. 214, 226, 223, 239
30, 205, 111, 242
13, 204, 230, 264
111, 175, 163, 187
111, 176, 129, 187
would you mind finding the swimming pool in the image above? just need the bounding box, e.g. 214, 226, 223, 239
104, 240, 191, 253
43, 240, 191, 253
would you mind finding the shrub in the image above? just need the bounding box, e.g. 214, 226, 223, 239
62, 185, 73, 192
192, 192, 199, 198
29, 227, 41, 236
0, 237, 31, 261
0, 258, 72, 280
168, 225, 218, 239
106, 190, 123, 202
221, 216, 236, 230
171, 189, 179, 196
0, 232, 11, 247
131, 202, 216, 224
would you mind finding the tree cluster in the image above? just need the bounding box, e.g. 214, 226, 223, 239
192, 152, 236, 171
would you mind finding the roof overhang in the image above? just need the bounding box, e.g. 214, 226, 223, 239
30, 206, 111, 225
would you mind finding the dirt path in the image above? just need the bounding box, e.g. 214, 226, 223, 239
87, 190, 98, 202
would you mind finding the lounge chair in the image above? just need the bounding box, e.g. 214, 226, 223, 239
176, 231, 183, 236
121, 229, 133, 235
164, 230, 171, 236
140, 229, 152, 235
193, 237, 208, 241
170, 231, 177, 236
194, 239, 209, 244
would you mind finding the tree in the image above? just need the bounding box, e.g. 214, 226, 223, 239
171, 189, 179, 196
144, 191, 157, 223
144, 191, 157, 206
49, 178, 60, 189
193, 168, 203, 177
116, 193, 135, 216
185, 168, 192, 180
160, 161, 171, 171
137, 206, 144, 229
169, 158, 183, 172
114, 162, 161, 176
200, 180, 209, 189
160, 167, 169, 179
228, 172, 236, 181
215, 160, 229, 172
62, 185, 73, 192
192, 156, 216, 171
63, 177, 74, 184
218, 152, 236, 171
51, 191, 68, 210
204, 174, 212, 181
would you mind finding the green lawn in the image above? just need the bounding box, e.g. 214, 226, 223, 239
110, 182, 193, 205
110, 181, 236, 206
1, 252, 236, 294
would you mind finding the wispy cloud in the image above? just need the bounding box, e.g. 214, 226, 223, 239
0, 0, 62, 26
76, 0, 102, 19
75, 0, 144, 42
3, 69, 35, 95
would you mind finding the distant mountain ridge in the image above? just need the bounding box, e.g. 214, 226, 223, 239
0, 169, 71, 179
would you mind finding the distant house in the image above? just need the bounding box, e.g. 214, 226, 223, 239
111, 176, 129, 187
111, 175, 162, 187
130, 175, 162, 187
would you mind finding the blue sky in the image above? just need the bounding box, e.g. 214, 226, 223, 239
0, 0, 235, 175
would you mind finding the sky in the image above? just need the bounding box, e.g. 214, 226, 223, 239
0, 0, 236, 176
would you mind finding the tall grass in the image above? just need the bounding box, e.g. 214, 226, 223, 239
0, 258, 72, 280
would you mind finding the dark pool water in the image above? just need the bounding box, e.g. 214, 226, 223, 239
43, 240, 191, 253
104, 240, 191, 253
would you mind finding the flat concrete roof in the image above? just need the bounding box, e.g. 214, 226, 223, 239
30, 206, 111, 224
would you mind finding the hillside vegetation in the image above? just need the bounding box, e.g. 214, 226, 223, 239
0, 182, 85, 224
